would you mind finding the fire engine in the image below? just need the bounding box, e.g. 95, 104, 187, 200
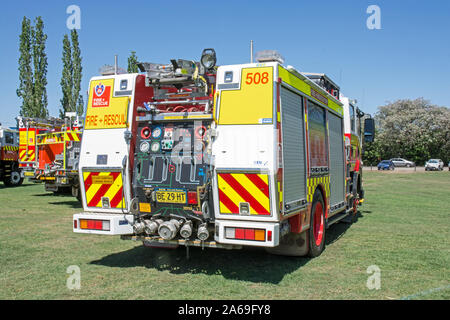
73, 49, 375, 257
0, 124, 23, 187
17, 115, 83, 197
340, 94, 366, 211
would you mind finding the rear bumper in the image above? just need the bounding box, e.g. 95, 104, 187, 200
214, 220, 280, 247
73, 212, 134, 235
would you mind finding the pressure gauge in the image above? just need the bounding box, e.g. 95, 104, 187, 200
151, 141, 161, 153
140, 141, 150, 153
152, 127, 162, 139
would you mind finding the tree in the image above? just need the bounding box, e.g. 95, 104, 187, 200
17, 17, 34, 117
60, 34, 73, 118
60, 30, 83, 117
71, 29, 83, 116
363, 98, 450, 165
31, 16, 48, 118
127, 51, 139, 73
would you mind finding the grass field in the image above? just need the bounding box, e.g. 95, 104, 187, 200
0, 171, 449, 300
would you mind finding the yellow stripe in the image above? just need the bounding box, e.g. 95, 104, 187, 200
231, 173, 270, 214
219, 200, 232, 214
102, 173, 123, 208
217, 174, 246, 213
84, 172, 111, 206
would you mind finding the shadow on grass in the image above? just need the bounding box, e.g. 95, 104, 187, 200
48, 200, 82, 208
90, 211, 363, 284
32, 190, 82, 208
0, 183, 37, 189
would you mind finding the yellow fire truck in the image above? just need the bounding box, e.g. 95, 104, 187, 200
17, 115, 83, 197
73, 49, 374, 257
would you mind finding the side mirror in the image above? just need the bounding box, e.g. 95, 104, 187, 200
364, 118, 375, 143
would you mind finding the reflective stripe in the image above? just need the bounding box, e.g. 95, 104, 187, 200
83, 171, 123, 208
217, 173, 270, 215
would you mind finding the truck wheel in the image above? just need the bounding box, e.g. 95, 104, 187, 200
308, 190, 326, 258
4, 171, 24, 187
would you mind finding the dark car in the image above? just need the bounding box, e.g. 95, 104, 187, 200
377, 160, 395, 170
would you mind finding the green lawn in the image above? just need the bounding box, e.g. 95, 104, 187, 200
0, 171, 449, 300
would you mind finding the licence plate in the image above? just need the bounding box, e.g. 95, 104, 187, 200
156, 190, 186, 204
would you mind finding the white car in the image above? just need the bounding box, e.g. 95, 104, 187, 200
425, 159, 444, 171
390, 158, 415, 167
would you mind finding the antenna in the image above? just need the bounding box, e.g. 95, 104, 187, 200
115, 55, 118, 75
250, 40, 254, 63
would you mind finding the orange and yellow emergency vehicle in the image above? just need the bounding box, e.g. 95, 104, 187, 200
73, 49, 374, 257
17, 115, 83, 197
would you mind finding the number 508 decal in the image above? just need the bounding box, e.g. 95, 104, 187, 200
245, 72, 270, 85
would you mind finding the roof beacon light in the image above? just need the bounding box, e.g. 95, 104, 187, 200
255, 50, 284, 64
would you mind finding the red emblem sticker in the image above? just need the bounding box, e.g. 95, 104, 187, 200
92, 82, 111, 107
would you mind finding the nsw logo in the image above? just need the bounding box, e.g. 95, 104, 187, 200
95, 83, 105, 97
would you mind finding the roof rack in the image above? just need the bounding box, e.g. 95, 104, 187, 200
301, 72, 340, 99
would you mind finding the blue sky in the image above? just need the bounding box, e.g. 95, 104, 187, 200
0, 0, 449, 127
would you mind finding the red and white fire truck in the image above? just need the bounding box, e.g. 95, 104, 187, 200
0, 124, 23, 187
73, 49, 374, 257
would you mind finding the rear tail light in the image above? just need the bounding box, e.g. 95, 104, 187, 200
267, 230, 272, 241
187, 191, 198, 205
79, 219, 111, 231
74, 220, 77, 229
225, 227, 266, 242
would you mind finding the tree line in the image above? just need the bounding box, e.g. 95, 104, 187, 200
17, 16, 140, 120
363, 98, 450, 166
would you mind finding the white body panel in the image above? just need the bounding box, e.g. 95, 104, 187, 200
212, 63, 280, 223
78, 74, 138, 213
73, 213, 134, 235
214, 220, 280, 247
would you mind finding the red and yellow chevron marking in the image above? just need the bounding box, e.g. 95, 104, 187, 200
83, 171, 124, 208
64, 131, 82, 142
19, 148, 35, 162
217, 173, 271, 215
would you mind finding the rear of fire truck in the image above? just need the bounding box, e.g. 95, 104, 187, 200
73, 49, 226, 248
34, 115, 83, 196
17, 116, 43, 178
0, 125, 23, 187
123, 50, 221, 248
73, 68, 147, 233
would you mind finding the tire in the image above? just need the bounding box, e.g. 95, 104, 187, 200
3, 170, 24, 187
308, 190, 326, 258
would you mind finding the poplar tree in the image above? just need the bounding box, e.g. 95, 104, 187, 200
17, 17, 34, 116
127, 51, 139, 73
71, 29, 83, 116
60, 34, 73, 118
31, 16, 48, 118
60, 29, 83, 117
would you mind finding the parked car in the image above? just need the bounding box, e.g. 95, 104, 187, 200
425, 159, 444, 171
390, 158, 415, 167
377, 160, 395, 170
